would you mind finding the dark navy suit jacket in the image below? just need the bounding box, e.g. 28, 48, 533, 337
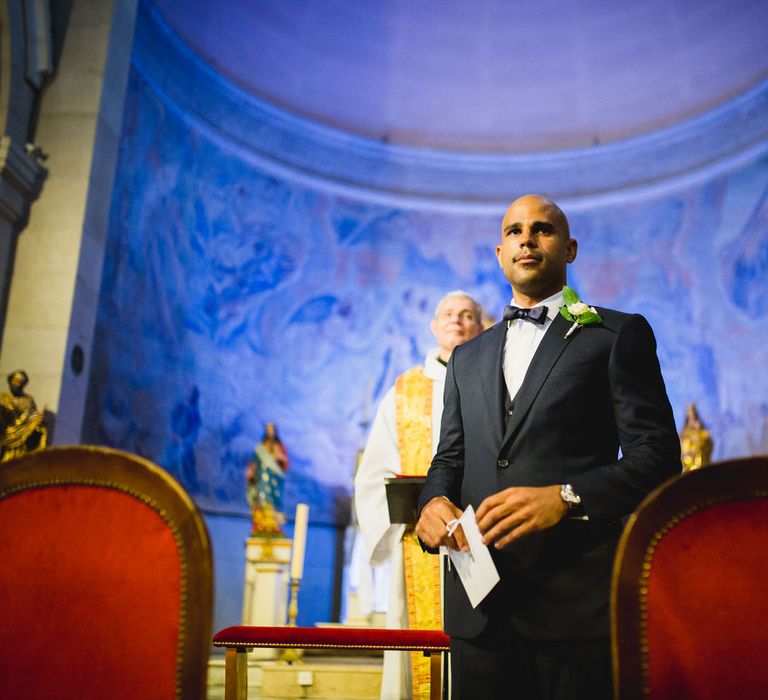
418, 309, 680, 641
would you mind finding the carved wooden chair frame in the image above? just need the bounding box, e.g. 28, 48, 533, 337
0, 445, 213, 699
611, 456, 768, 699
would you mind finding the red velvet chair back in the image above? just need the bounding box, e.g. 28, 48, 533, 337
0, 446, 212, 700
612, 456, 768, 700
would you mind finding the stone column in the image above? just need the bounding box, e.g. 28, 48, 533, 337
0, 0, 138, 443
241, 536, 291, 659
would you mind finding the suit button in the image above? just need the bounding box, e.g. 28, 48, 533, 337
507, 409, 514, 416
497, 459, 509, 468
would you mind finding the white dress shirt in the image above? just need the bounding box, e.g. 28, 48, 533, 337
502, 290, 589, 519
503, 290, 564, 401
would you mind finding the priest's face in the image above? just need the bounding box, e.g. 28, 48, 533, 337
431, 296, 482, 360
496, 195, 577, 306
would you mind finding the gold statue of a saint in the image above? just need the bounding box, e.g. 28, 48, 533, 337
680, 403, 713, 471
0, 370, 48, 462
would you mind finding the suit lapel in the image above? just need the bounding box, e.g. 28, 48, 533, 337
499, 313, 572, 453
478, 322, 507, 447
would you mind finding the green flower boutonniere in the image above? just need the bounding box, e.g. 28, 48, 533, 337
560, 286, 603, 339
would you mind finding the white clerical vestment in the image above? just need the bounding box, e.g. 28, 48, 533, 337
354, 348, 446, 700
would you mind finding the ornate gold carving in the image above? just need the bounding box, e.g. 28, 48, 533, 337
403, 532, 442, 699
0, 370, 47, 462
245, 536, 291, 564
680, 403, 713, 471
395, 367, 433, 478
395, 366, 441, 699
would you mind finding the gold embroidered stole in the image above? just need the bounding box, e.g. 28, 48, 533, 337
395, 366, 442, 700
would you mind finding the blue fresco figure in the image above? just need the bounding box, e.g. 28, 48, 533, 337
164, 386, 202, 492
245, 422, 289, 535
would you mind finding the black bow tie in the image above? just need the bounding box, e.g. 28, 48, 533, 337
503, 305, 548, 324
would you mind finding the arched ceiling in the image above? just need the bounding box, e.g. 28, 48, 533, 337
152, 0, 768, 153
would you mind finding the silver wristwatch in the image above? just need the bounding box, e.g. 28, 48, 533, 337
560, 483, 582, 508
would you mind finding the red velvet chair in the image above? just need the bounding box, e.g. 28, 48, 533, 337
0, 446, 213, 700
611, 456, 768, 700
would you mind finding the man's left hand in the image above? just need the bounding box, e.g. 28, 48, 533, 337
475, 485, 568, 549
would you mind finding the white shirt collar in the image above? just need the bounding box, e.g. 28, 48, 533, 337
424, 347, 447, 381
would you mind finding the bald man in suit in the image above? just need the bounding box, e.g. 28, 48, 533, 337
416, 195, 680, 699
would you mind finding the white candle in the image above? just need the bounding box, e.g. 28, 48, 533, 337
290, 503, 309, 580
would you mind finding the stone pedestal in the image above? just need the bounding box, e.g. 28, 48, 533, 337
242, 536, 291, 659
260, 659, 382, 699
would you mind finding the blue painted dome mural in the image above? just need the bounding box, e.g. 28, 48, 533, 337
81, 0, 768, 626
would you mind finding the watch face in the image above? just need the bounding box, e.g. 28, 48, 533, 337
561, 484, 581, 505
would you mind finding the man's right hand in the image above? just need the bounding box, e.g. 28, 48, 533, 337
415, 496, 469, 551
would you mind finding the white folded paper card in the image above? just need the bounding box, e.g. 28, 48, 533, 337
447, 505, 500, 608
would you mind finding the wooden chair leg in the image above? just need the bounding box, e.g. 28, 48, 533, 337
442, 651, 449, 700
429, 651, 442, 700
224, 646, 248, 700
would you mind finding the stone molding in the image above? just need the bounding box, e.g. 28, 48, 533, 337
0, 136, 46, 230
133, 0, 768, 208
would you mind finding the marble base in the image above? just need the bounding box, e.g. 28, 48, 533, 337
260, 658, 382, 699
242, 536, 291, 659
206, 654, 383, 700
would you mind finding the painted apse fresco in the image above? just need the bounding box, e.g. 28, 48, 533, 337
83, 4, 768, 623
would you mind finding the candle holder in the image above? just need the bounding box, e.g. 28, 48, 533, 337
278, 577, 303, 664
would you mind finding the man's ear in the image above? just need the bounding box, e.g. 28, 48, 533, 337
566, 238, 578, 264
430, 318, 438, 340
495, 244, 504, 267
